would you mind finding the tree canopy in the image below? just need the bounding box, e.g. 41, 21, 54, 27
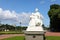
48, 4, 60, 32
0, 24, 27, 31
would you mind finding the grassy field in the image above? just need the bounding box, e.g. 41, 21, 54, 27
2, 36, 60, 40
0, 31, 24, 34
46, 36, 60, 40
2, 36, 25, 40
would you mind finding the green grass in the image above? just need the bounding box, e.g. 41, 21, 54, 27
46, 36, 60, 40
2, 36, 60, 40
2, 36, 25, 40
0, 31, 24, 34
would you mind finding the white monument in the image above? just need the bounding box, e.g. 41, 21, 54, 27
25, 8, 45, 40
26, 8, 44, 31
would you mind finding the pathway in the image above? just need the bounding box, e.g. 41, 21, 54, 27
0, 32, 60, 40
45, 32, 60, 36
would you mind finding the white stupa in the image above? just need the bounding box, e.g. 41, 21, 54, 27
26, 8, 44, 31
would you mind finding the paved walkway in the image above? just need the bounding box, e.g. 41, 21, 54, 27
0, 32, 60, 40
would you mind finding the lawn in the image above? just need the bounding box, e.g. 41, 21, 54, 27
2, 36, 60, 40
46, 36, 60, 40
2, 36, 25, 40
0, 31, 24, 34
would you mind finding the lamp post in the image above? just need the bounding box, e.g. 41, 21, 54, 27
20, 22, 22, 31
20, 22, 21, 27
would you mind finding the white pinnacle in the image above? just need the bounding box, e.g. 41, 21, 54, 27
35, 8, 39, 12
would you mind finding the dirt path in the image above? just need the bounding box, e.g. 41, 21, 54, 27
0, 32, 60, 40
45, 32, 60, 36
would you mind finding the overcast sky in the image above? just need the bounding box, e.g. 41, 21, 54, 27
0, 0, 60, 26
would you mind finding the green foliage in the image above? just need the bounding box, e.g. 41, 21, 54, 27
42, 24, 49, 30
48, 9, 60, 18
48, 4, 60, 18
48, 4, 60, 32
0, 24, 27, 31
0, 24, 15, 31
50, 4, 60, 9
16, 26, 27, 31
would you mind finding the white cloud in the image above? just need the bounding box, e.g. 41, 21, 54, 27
17, 12, 31, 24
40, 1, 45, 4
0, 8, 18, 21
51, 0, 56, 2
0, 8, 31, 26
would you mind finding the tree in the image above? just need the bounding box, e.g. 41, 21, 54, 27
0, 24, 15, 31
48, 4, 60, 32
